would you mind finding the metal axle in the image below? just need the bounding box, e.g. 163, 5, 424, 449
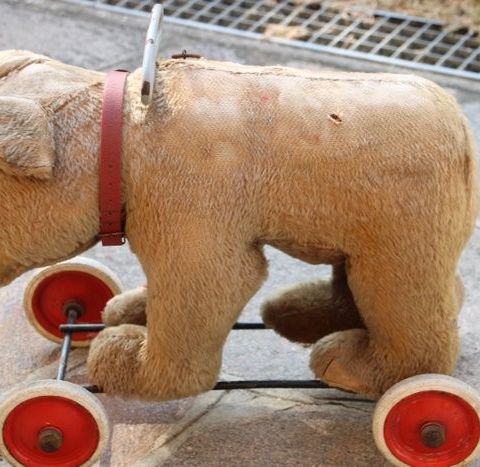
83, 379, 331, 394
59, 321, 267, 334
56, 304, 84, 381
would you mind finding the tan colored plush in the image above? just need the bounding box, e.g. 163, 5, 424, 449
0, 49, 477, 399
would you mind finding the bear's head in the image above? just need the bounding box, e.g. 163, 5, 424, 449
0, 50, 103, 285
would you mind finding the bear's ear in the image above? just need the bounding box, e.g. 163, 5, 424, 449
0, 96, 55, 179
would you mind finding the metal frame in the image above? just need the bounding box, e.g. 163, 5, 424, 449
57, 316, 331, 392
67, 0, 480, 81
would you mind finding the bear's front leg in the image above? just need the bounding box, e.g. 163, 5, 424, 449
87, 316, 221, 399
88, 324, 146, 396
87, 239, 267, 400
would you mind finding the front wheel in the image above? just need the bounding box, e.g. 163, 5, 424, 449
0, 380, 110, 466
23, 257, 122, 346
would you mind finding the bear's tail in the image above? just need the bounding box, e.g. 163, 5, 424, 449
461, 114, 479, 232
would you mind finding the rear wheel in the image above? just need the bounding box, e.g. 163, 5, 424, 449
373, 374, 480, 466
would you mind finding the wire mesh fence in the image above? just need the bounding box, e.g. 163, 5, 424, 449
74, 0, 480, 80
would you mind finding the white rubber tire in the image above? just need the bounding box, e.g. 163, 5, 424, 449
0, 379, 110, 467
373, 374, 480, 466
23, 257, 122, 346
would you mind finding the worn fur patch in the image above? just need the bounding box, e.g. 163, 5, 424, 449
0, 49, 51, 80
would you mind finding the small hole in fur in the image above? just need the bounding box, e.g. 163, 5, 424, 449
328, 113, 342, 124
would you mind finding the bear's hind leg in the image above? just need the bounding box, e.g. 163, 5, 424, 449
310, 251, 462, 397
261, 262, 364, 344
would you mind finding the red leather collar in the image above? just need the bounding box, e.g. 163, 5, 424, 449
99, 70, 129, 246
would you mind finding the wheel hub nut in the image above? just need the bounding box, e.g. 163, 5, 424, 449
62, 300, 85, 318
38, 427, 63, 453
421, 422, 446, 448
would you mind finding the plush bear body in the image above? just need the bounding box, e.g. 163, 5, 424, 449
0, 50, 477, 398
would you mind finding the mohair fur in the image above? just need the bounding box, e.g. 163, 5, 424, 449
0, 49, 477, 399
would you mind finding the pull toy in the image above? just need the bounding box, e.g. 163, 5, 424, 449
1, 257, 479, 466
0, 5, 479, 467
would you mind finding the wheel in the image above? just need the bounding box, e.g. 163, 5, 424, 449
373, 374, 480, 466
0, 380, 109, 467
24, 257, 122, 346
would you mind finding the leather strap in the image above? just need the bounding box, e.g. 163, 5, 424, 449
99, 70, 129, 246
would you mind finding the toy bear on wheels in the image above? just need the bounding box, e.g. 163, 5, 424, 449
0, 4, 478, 466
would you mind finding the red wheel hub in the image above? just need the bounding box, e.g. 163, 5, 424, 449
3, 396, 99, 467
31, 271, 115, 342
384, 390, 480, 466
